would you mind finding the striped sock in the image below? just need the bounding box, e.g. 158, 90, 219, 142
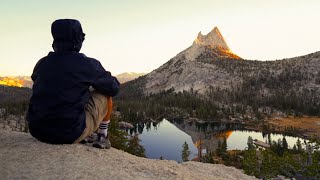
98, 120, 110, 137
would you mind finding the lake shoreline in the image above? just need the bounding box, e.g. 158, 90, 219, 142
166, 116, 320, 141
266, 116, 320, 140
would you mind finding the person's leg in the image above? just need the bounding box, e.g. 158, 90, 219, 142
73, 91, 110, 144
97, 96, 112, 137
93, 96, 113, 149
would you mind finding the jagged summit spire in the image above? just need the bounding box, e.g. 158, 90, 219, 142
194, 27, 230, 50
185, 26, 241, 61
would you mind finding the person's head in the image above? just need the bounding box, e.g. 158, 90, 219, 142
51, 19, 85, 52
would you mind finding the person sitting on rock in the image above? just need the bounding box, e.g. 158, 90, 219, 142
27, 19, 120, 149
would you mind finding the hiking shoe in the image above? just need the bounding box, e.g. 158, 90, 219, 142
93, 134, 111, 149
80, 133, 98, 144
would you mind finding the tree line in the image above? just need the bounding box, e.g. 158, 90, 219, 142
115, 53, 320, 123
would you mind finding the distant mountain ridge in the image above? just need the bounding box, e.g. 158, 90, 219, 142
118, 27, 320, 117
116, 72, 146, 84
0, 72, 145, 88
121, 27, 320, 96
0, 76, 32, 88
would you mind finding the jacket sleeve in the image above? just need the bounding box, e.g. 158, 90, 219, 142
31, 58, 46, 82
91, 61, 120, 97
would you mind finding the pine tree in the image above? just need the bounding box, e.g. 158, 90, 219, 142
108, 117, 130, 150
293, 144, 297, 153
268, 134, 272, 145
276, 139, 284, 156
221, 137, 227, 153
296, 138, 303, 153
126, 134, 146, 157
247, 136, 255, 150
181, 141, 190, 162
217, 140, 222, 156
282, 137, 288, 150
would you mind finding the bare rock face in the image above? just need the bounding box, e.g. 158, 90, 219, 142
138, 26, 320, 96
0, 130, 256, 180
194, 27, 230, 50
144, 27, 241, 94
182, 27, 241, 62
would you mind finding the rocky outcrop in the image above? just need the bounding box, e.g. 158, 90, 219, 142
0, 129, 256, 180
144, 27, 242, 94
194, 27, 230, 50
0, 114, 27, 132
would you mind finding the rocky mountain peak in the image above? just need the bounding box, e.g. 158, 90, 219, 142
193, 27, 230, 50
184, 27, 240, 61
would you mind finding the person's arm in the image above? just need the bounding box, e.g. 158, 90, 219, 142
91, 61, 120, 97
31, 58, 46, 81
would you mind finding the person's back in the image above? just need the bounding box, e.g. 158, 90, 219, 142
27, 19, 120, 145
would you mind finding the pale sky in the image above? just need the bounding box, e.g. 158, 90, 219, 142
0, 0, 319, 76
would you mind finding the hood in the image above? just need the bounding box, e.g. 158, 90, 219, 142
51, 19, 85, 52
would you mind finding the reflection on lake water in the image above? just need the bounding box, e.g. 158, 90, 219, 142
131, 119, 306, 162
137, 119, 198, 162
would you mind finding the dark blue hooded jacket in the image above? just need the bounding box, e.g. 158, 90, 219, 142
27, 19, 120, 144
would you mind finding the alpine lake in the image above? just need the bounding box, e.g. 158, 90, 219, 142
126, 119, 308, 162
